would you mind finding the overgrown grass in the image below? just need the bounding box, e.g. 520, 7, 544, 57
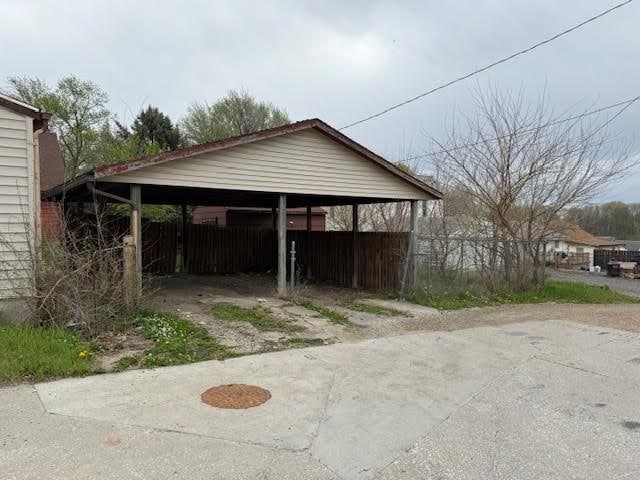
405, 280, 640, 310
0, 323, 95, 384
132, 310, 235, 367
345, 302, 405, 316
298, 299, 351, 325
210, 303, 304, 332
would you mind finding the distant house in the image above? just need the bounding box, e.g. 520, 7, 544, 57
548, 223, 624, 266
619, 239, 640, 252
192, 206, 326, 230
0, 93, 64, 308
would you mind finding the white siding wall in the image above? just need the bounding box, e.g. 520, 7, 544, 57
0, 106, 35, 298
106, 129, 429, 200
549, 241, 595, 266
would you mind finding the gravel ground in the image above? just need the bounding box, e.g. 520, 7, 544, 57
440, 303, 640, 333
550, 269, 640, 298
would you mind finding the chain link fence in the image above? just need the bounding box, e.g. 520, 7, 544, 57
405, 236, 547, 295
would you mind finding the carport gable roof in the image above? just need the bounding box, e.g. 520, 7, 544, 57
94, 118, 442, 199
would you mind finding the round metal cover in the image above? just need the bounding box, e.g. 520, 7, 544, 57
201, 384, 271, 409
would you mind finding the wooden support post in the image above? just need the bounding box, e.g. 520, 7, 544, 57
352, 203, 359, 288
277, 194, 287, 296
306, 206, 312, 280
123, 235, 137, 308
400, 200, 418, 296
181, 204, 188, 273
410, 200, 418, 290
130, 184, 142, 294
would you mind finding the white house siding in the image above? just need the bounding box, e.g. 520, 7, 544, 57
0, 106, 35, 298
548, 240, 595, 266
105, 128, 430, 200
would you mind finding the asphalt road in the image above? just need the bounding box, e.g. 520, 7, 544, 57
3, 319, 640, 480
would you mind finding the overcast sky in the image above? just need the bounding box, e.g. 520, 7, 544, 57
1, 0, 638, 201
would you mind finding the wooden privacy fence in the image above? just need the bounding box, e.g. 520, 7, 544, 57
142, 222, 178, 274
67, 218, 410, 290
137, 224, 408, 291
594, 249, 640, 268
288, 231, 407, 291
185, 225, 274, 274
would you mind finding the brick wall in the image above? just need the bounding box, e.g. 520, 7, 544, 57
41, 201, 62, 241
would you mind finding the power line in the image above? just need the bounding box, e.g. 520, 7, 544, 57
402, 94, 640, 163
340, 0, 634, 130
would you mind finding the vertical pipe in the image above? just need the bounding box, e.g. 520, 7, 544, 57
352, 203, 359, 288
277, 194, 287, 296
290, 240, 296, 291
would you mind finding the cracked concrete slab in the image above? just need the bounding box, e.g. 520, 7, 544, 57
5, 318, 640, 480
1, 385, 337, 480
376, 357, 640, 480
36, 349, 334, 451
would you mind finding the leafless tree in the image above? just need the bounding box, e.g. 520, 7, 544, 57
431, 87, 635, 290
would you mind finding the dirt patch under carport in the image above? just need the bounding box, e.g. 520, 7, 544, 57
142, 273, 438, 355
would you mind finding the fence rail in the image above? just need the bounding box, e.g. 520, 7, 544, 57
594, 249, 640, 267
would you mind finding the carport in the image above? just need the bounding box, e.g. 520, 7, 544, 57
44, 119, 441, 295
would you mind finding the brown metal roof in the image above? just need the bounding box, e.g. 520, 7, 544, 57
94, 118, 442, 200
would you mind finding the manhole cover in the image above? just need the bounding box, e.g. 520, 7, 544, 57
201, 384, 271, 409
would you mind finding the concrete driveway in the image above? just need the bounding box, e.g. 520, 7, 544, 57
3, 319, 640, 480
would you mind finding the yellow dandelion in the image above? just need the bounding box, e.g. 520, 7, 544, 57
78, 351, 87, 358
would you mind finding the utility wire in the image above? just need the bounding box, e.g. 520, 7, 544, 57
340, 0, 634, 130
402, 94, 640, 163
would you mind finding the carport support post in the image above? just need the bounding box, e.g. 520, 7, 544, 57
130, 184, 142, 295
410, 200, 418, 290
352, 204, 359, 288
181, 204, 188, 272
306, 206, 312, 280
400, 200, 418, 297
277, 194, 287, 296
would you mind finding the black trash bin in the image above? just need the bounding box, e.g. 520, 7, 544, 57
607, 261, 621, 277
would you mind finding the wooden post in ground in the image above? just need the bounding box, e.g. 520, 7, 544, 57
130, 184, 142, 294
277, 194, 287, 296
123, 235, 137, 308
410, 200, 418, 290
181, 204, 188, 273
306, 206, 312, 280
400, 200, 418, 296
352, 203, 359, 288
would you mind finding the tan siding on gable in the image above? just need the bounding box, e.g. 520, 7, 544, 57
0, 106, 34, 298
106, 129, 429, 200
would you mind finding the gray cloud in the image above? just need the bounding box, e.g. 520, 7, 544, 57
1, 0, 638, 200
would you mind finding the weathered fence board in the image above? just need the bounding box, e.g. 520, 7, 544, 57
288, 231, 407, 290
185, 225, 274, 274
181, 226, 408, 290
142, 222, 178, 274
594, 249, 640, 267
70, 216, 409, 290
